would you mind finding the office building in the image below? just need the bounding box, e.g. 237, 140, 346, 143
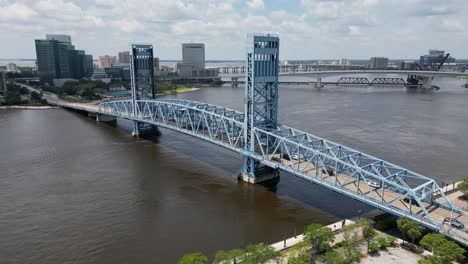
46, 34, 71, 44
99, 55, 117, 68
419, 49, 455, 69
6, 63, 17, 72
369, 57, 388, 69
153, 58, 160, 71
0, 71, 6, 94
35, 34, 93, 83
107, 63, 131, 80
118, 51, 130, 64
181, 43, 205, 77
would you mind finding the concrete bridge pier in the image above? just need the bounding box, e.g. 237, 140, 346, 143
421, 76, 434, 89
314, 77, 324, 88
239, 166, 280, 184
132, 122, 161, 137
96, 113, 117, 123
231, 77, 239, 87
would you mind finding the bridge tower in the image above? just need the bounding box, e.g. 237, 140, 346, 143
241, 34, 280, 183
130, 44, 157, 137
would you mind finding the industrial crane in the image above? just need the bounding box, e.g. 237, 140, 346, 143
406, 53, 450, 86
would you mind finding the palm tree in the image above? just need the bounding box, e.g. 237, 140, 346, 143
396, 217, 411, 241
406, 221, 423, 245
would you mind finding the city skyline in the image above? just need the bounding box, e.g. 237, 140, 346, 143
1, 0, 468, 60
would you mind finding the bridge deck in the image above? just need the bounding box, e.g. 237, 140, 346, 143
277, 155, 467, 226
94, 98, 468, 246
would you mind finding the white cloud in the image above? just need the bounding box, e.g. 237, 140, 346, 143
0, 0, 467, 59
0, 3, 38, 22
436, 18, 465, 32
246, 0, 264, 10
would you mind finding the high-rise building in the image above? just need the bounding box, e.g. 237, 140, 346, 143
46, 34, 71, 44
181, 43, 205, 77
6, 63, 17, 72
0, 71, 6, 94
99, 55, 117, 68
419, 49, 455, 69
118, 51, 130, 64
35, 34, 93, 83
153, 58, 160, 71
369, 57, 388, 69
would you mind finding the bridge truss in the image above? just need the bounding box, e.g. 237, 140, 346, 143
337, 77, 370, 85
98, 98, 460, 230
96, 35, 465, 243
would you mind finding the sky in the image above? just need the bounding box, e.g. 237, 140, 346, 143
0, 0, 467, 60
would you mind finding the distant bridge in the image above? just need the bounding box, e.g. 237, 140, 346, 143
223, 70, 468, 89
43, 36, 468, 246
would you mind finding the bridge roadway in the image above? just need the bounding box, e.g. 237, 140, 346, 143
95, 98, 468, 246
224, 70, 468, 88
224, 70, 468, 78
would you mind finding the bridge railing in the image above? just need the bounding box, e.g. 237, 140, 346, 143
98, 99, 249, 153
97, 98, 458, 230
250, 125, 455, 228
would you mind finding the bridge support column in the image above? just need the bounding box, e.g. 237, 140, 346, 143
96, 113, 116, 123
231, 77, 238, 87
314, 77, 324, 88
421, 77, 433, 89
132, 122, 160, 137
239, 166, 279, 184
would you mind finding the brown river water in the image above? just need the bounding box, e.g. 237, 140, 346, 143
1, 75, 467, 263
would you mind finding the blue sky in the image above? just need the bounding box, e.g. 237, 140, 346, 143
0, 0, 467, 60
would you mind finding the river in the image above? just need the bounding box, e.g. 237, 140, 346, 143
1, 75, 467, 263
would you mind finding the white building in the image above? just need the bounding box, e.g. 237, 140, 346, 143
369, 57, 389, 69
6, 63, 17, 72
181, 43, 205, 77
340, 58, 349, 65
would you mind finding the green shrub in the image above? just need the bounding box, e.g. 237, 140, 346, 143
386, 236, 397, 247
368, 242, 380, 254
288, 251, 309, 264
333, 241, 346, 248
377, 237, 391, 249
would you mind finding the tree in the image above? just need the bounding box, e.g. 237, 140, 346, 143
318, 250, 345, 264
435, 240, 465, 262
360, 220, 377, 253
304, 224, 335, 264
243, 243, 279, 264
178, 252, 208, 264
420, 233, 447, 253
457, 177, 468, 200
418, 255, 444, 264
396, 217, 411, 241
342, 231, 363, 263
213, 248, 245, 264
4, 90, 22, 105
406, 221, 423, 246
288, 251, 309, 264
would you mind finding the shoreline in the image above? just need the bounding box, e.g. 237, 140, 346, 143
0, 105, 59, 110
160, 87, 200, 95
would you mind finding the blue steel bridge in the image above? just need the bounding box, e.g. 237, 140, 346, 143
66, 35, 468, 245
